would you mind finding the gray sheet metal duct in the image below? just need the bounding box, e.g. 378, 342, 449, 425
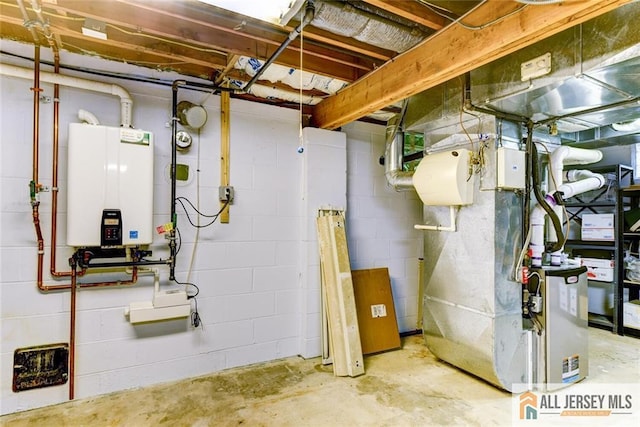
384, 101, 414, 190
469, 2, 640, 136
403, 3, 640, 148
420, 117, 529, 392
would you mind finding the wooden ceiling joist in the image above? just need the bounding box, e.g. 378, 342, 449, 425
361, 0, 448, 30
312, 0, 632, 129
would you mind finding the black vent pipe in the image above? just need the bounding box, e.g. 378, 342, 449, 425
243, 0, 316, 92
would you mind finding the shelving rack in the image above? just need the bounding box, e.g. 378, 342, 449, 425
622, 185, 640, 337
563, 164, 634, 335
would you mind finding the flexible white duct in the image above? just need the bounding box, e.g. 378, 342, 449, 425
0, 63, 133, 127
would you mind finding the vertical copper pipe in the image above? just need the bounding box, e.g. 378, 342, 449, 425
69, 257, 77, 400
31, 45, 46, 289
32, 46, 40, 187
49, 50, 71, 277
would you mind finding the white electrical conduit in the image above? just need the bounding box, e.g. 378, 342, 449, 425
0, 63, 133, 127
414, 206, 457, 232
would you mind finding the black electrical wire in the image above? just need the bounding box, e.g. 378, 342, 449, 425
172, 276, 202, 328
176, 196, 225, 218
173, 277, 200, 298
175, 197, 230, 228
175, 227, 182, 255
528, 125, 565, 253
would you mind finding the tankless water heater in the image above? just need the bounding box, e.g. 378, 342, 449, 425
66, 123, 154, 247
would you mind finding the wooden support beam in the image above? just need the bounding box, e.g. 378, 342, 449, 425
219, 91, 231, 223
312, 0, 631, 130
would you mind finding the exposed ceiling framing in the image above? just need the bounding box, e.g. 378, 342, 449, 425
0, 0, 634, 129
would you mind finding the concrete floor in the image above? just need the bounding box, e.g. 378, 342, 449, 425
2, 328, 638, 426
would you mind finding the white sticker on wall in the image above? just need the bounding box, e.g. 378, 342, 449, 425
371, 304, 387, 318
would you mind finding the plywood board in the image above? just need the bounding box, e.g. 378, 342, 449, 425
317, 214, 364, 377
352, 268, 401, 355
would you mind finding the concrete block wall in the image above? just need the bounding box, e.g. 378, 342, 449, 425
0, 42, 422, 415
0, 66, 308, 413
342, 122, 424, 333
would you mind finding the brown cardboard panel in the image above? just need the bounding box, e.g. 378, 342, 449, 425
352, 268, 401, 355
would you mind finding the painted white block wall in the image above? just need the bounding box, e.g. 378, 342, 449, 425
343, 122, 424, 333
0, 42, 422, 415
299, 128, 347, 358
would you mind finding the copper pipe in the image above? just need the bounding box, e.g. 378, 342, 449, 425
49, 49, 72, 278
31, 45, 46, 290
32, 46, 40, 191
69, 257, 77, 400
39, 267, 138, 292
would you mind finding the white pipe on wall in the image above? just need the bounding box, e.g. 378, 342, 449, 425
0, 63, 133, 127
414, 205, 457, 232
78, 109, 100, 125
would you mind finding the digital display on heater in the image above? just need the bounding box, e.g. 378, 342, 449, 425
104, 218, 119, 225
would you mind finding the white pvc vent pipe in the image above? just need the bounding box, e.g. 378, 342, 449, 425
78, 109, 100, 125
0, 63, 133, 127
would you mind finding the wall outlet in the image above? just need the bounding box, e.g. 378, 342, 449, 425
219, 185, 234, 203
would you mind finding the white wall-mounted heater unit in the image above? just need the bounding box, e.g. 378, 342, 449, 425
66, 123, 154, 247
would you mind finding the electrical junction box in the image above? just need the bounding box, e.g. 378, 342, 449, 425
521, 52, 551, 81
66, 123, 154, 247
496, 147, 526, 190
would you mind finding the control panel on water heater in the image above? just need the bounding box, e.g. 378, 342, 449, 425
101, 209, 122, 246
66, 123, 154, 247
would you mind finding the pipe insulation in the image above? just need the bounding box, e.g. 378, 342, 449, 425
311, 1, 425, 53
0, 63, 133, 127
